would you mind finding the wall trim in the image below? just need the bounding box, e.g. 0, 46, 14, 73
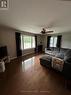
22, 52, 35, 56
10, 52, 35, 61
10, 56, 17, 60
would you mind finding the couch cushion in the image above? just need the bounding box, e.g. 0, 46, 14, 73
55, 53, 64, 59
52, 57, 64, 72
60, 48, 69, 55
49, 47, 54, 51
40, 55, 52, 61
54, 47, 60, 52
64, 50, 71, 62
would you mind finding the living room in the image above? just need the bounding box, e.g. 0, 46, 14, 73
0, 0, 71, 95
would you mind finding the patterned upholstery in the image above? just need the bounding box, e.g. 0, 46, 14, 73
52, 57, 64, 72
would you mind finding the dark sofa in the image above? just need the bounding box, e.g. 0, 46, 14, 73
40, 47, 71, 80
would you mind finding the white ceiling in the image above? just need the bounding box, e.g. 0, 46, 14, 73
0, 0, 71, 34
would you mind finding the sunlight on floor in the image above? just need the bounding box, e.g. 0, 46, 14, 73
22, 57, 35, 71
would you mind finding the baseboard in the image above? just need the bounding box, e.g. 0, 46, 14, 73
10, 56, 17, 60
22, 52, 35, 56
10, 52, 35, 61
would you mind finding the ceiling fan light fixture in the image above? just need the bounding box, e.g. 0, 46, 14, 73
41, 31, 45, 34
41, 28, 46, 34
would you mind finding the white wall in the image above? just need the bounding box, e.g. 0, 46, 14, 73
61, 32, 71, 49
0, 27, 17, 58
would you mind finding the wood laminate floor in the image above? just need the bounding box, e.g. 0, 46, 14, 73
0, 54, 71, 95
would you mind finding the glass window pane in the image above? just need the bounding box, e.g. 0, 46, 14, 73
21, 35, 23, 50
53, 37, 57, 47
49, 36, 57, 47
21, 35, 35, 49
50, 37, 54, 47
24, 36, 31, 49
32, 37, 35, 48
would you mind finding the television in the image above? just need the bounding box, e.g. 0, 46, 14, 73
0, 46, 8, 59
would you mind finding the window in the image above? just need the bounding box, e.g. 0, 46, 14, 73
50, 37, 57, 47
21, 35, 35, 50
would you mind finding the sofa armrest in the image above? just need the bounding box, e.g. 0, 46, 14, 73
45, 48, 50, 52
63, 60, 71, 79
52, 57, 64, 72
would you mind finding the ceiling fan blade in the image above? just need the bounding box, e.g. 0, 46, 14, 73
40, 28, 53, 34
46, 31, 54, 33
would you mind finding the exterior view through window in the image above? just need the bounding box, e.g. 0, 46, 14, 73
50, 37, 57, 47
21, 35, 35, 50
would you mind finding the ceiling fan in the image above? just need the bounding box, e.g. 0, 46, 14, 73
41, 28, 53, 34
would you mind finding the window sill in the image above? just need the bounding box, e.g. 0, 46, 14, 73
21, 48, 35, 51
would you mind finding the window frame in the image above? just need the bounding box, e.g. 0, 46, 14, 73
49, 36, 57, 47
21, 35, 35, 50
